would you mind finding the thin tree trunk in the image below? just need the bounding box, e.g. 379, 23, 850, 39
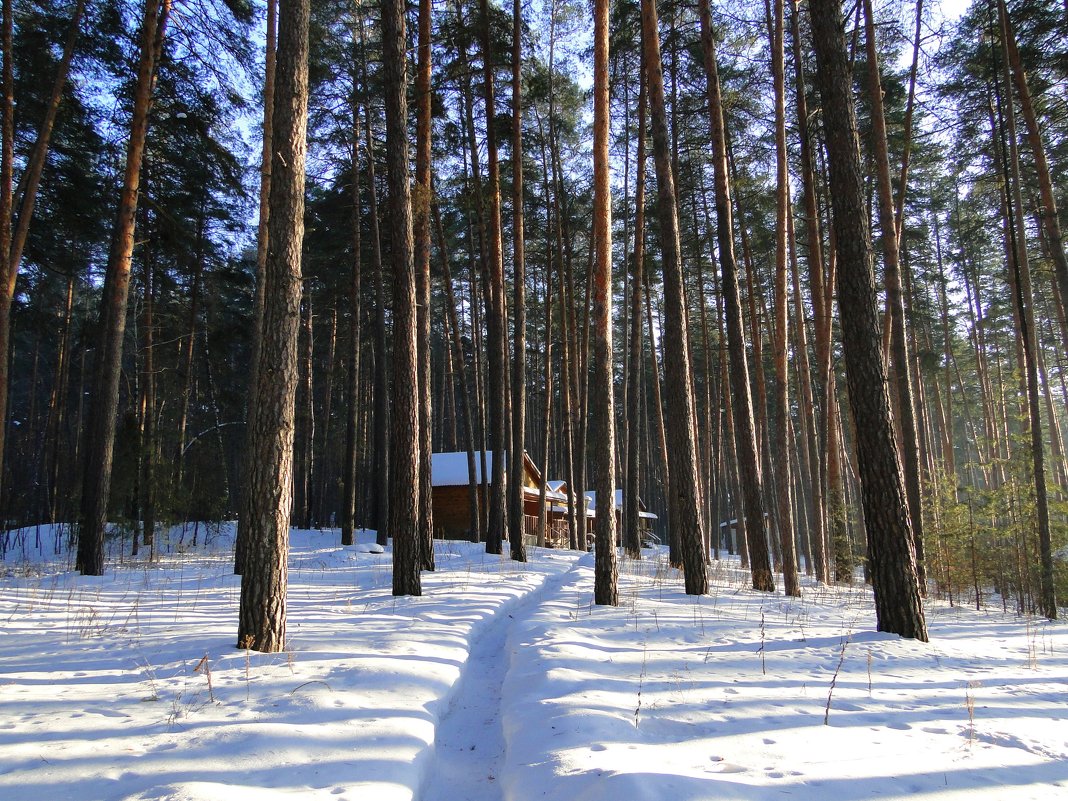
1000, 0, 1068, 356
139, 234, 157, 558
862, 0, 926, 589
479, 0, 508, 556
434, 199, 481, 544
768, 0, 800, 596
641, 0, 707, 595
365, 97, 390, 546
235, 0, 276, 575
0, 0, 12, 516
591, 0, 617, 603
0, 0, 86, 504
625, 40, 648, 560
994, 0, 1056, 619
791, 0, 829, 582
698, 0, 773, 592
295, 292, 314, 527
341, 89, 362, 546
77, 0, 171, 576
509, 0, 527, 562
415, 0, 434, 569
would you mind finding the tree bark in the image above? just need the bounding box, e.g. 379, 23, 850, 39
641, 0, 707, 595
509, 0, 527, 562
434, 199, 481, 544
625, 40, 648, 560
862, 0, 926, 590
415, 0, 434, 569
236, 0, 276, 575
768, 0, 800, 596
341, 88, 363, 548
590, 0, 617, 604
994, 0, 1055, 619
698, 0, 773, 592
479, 0, 509, 556
77, 0, 171, 576
383, 0, 421, 596
236, 0, 310, 652
0, 0, 12, 511
809, 0, 927, 640
1001, 0, 1068, 356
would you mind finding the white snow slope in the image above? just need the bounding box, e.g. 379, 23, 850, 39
1, 523, 1065, 801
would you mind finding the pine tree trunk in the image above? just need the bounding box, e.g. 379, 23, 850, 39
508, 0, 527, 562
0, 0, 85, 506
236, 0, 310, 652
1001, 0, 1068, 356
295, 292, 314, 528
641, 0, 707, 595
434, 201, 481, 544
591, 0, 617, 603
994, 0, 1056, 619
382, 0, 421, 596
862, 0, 926, 590
698, 0, 773, 592
415, 0, 434, 569
139, 241, 156, 558
790, 0, 829, 582
0, 0, 12, 512
364, 98, 390, 547
625, 41, 648, 560
478, 0, 509, 557
809, 0, 927, 640
45, 274, 75, 523
768, 0, 800, 596
76, 0, 170, 576
341, 93, 363, 548
235, 0, 276, 575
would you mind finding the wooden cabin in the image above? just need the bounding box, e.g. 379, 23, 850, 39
584, 490, 659, 547
430, 451, 567, 543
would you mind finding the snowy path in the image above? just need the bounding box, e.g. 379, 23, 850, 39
420, 554, 586, 801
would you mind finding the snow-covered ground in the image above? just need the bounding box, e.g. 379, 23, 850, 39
1, 523, 1065, 801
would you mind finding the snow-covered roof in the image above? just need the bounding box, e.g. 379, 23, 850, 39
546, 480, 568, 494
431, 452, 565, 501
431, 452, 492, 486
583, 490, 658, 519
525, 486, 568, 503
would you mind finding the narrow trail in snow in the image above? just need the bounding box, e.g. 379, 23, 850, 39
419, 556, 584, 801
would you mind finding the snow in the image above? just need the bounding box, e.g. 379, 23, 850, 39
1, 523, 1066, 801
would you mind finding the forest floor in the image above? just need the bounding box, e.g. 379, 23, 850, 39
1, 523, 1066, 801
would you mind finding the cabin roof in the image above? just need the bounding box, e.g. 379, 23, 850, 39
431, 452, 566, 501
583, 490, 658, 519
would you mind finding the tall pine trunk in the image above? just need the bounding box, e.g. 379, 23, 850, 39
77, 0, 170, 576
862, 0, 926, 590
341, 90, 363, 547
235, 0, 276, 575
641, 0, 708, 595
383, 0, 421, 596
809, 0, 927, 640
768, 0, 800, 596
508, 0, 527, 562
591, 0, 617, 604
415, 0, 434, 569
236, 0, 310, 652
698, 0, 773, 592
